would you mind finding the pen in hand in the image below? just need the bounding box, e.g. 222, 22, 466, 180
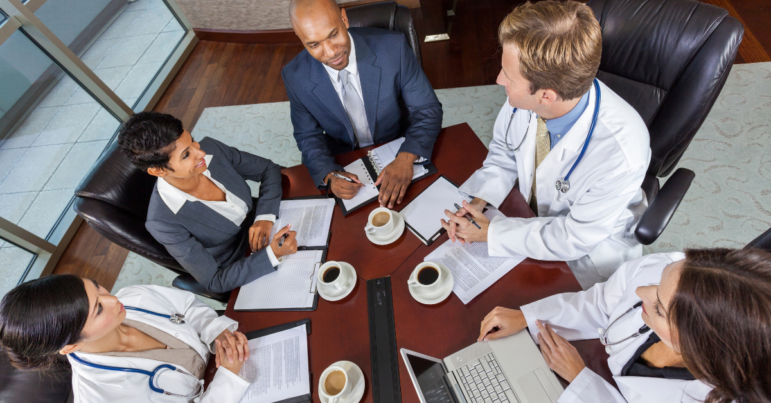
454, 203, 482, 230
331, 172, 356, 183
278, 233, 289, 248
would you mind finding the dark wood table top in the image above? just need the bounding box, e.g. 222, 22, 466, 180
209, 123, 614, 402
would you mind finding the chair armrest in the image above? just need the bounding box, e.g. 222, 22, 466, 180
172, 274, 231, 303
634, 168, 695, 245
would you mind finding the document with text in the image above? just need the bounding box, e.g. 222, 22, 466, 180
423, 210, 526, 304
234, 250, 323, 311
238, 324, 310, 403
270, 198, 334, 248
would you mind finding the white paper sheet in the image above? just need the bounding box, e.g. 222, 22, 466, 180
341, 159, 379, 212
238, 324, 310, 403
234, 250, 323, 310
270, 199, 335, 248
400, 176, 468, 244
369, 138, 427, 178
423, 210, 526, 304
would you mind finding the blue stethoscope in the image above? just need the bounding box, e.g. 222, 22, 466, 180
503, 78, 601, 194
69, 307, 203, 398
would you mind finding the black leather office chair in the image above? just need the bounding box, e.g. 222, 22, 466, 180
345, 1, 422, 67
586, 0, 744, 245
73, 141, 230, 302
0, 348, 73, 403
747, 228, 771, 253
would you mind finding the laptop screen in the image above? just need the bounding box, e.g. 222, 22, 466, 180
405, 353, 457, 403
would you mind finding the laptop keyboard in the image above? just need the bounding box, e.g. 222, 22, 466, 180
457, 353, 518, 403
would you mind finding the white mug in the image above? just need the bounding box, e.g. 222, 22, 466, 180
365, 207, 395, 237
409, 262, 445, 297
318, 261, 351, 293
319, 365, 352, 403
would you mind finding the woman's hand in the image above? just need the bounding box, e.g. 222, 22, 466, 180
249, 220, 274, 252
216, 339, 245, 375
214, 329, 250, 368
441, 200, 490, 244
535, 320, 585, 382
478, 307, 528, 341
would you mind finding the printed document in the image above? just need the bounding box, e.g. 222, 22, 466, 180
423, 210, 526, 304
234, 250, 323, 310
270, 198, 334, 247
239, 324, 310, 403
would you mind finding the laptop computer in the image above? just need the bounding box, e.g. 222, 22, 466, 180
401, 330, 564, 403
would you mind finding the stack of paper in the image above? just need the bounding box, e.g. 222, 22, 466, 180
270, 198, 335, 248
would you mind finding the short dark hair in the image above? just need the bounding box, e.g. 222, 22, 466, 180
0, 275, 89, 372
672, 248, 771, 403
118, 111, 184, 172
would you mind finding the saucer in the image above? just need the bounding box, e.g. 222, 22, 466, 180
319, 360, 365, 403
409, 263, 454, 305
365, 211, 405, 245
318, 262, 356, 302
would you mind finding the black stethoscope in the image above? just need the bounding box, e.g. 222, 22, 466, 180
69, 307, 203, 398
597, 301, 651, 354
503, 78, 601, 194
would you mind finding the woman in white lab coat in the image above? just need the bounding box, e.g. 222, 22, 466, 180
477, 248, 771, 403
0, 275, 251, 402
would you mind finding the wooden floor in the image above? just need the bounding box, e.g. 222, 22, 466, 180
53, 0, 771, 289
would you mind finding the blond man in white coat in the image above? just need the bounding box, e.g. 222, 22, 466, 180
0, 276, 251, 402
442, 1, 651, 289
476, 248, 771, 403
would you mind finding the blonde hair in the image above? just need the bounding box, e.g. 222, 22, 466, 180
499, 0, 602, 100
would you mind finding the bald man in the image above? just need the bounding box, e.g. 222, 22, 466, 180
282, 0, 442, 208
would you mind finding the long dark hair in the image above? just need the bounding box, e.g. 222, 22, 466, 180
670, 248, 771, 403
0, 274, 89, 372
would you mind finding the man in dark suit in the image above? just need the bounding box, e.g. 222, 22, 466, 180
283, 0, 442, 208
118, 112, 298, 293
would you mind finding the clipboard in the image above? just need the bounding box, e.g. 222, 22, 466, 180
398, 175, 465, 246
234, 248, 327, 312
279, 195, 334, 251
334, 158, 438, 216
244, 319, 312, 403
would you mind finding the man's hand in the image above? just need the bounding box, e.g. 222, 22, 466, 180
478, 307, 528, 342
326, 171, 362, 200
214, 329, 250, 368
440, 200, 489, 243
249, 220, 273, 252
374, 152, 416, 208
536, 320, 586, 383
270, 224, 298, 258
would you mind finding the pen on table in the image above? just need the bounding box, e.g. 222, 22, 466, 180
331, 172, 356, 183
454, 203, 482, 230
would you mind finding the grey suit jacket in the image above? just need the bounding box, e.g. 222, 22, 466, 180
145, 137, 282, 293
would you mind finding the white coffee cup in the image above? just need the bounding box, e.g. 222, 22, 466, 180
318, 261, 351, 294
409, 262, 445, 297
365, 207, 395, 237
320, 364, 352, 403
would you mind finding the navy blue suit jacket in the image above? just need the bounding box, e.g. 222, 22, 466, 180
282, 28, 443, 185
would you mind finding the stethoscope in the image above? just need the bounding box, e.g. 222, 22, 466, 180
69, 306, 203, 398
503, 78, 601, 194
597, 301, 651, 354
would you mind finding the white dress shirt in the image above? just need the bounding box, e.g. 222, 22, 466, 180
323, 32, 364, 107
157, 155, 281, 266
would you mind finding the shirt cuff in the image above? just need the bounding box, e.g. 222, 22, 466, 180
265, 245, 283, 267
254, 214, 276, 223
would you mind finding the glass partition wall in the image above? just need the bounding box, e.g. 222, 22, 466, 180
0, 0, 196, 296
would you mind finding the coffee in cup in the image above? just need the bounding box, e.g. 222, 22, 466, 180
409, 262, 445, 297
417, 265, 440, 285
317, 261, 354, 300
365, 207, 395, 237
322, 265, 341, 283
320, 365, 352, 403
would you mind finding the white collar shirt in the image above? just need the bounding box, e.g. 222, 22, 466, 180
157, 154, 281, 266
323, 32, 364, 106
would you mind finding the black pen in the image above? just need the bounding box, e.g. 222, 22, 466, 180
278, 233, 289, 247
454, 203, 482, 229
331, 172, 355, 183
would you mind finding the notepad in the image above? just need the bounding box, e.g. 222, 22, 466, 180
399, 176, 469, 245
234, 250, 324, 311
336, 138, 438, 215
270, 198, 335, 248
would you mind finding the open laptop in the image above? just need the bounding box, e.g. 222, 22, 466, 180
401, 330, 564, 403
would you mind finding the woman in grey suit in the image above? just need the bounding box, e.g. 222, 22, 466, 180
118, 112, 298, 293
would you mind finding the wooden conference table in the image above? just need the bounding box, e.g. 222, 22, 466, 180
210, 123, 615, 402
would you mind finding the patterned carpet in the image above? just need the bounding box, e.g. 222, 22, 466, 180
113, 62, 771, 307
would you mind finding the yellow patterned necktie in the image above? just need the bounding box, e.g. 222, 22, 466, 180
529, 117, 551, 215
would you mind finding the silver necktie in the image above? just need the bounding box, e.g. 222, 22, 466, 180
340, 69, 373, 147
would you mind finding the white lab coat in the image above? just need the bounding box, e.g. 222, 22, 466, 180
459, 80, 651, 288
520, 252, 713, 402
67, 285, 250, 403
